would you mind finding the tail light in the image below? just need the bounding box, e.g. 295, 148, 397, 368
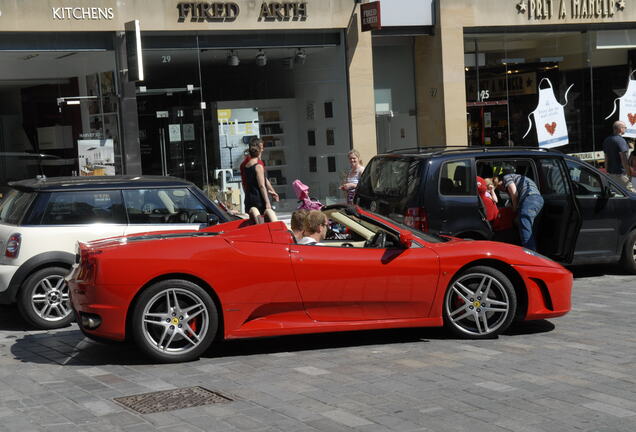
5, 234, 21, 258
404, 207, 429, 232
78, 249, 101, 282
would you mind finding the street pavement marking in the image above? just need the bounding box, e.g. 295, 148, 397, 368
321, 409, 373, 427
294, 366, 330, 376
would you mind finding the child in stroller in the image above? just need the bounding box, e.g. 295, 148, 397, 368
292, 179, 323, 210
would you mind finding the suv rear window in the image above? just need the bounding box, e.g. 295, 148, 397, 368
359, 157, 420, 199
0, 189, 34, 225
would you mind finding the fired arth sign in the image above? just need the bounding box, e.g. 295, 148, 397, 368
176, 2, 307, 22
516, 0, 626, 20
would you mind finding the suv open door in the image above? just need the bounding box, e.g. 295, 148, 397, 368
535, 157, 582, 262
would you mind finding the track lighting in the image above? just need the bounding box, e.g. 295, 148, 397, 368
256, 49, 267, 67
226, 50, 239, 67
294, 48, 306, 65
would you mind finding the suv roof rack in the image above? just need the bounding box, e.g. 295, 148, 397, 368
386, 146, 563, 156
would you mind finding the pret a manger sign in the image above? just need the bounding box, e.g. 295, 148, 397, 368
517, 0, 626, 20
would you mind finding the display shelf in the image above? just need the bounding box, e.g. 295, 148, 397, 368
266, 164, 288, 169
260, 121, 285, 125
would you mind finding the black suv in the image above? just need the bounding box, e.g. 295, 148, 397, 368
0, 175, 233, 329
355, 147, 636, 273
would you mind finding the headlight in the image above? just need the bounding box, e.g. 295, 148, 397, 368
523, 248, 552, 261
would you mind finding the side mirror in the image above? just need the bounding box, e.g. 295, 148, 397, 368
399, 231, 414, 249
207, 213, 220, 226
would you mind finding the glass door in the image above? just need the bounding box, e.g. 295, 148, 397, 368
136, 40, 207, 187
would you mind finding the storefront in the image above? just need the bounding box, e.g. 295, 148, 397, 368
0, 0, 376, 209
412, 0, 636, 162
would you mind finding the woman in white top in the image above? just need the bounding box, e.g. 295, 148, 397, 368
340, 149, 365, 204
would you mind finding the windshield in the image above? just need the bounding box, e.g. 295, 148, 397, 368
351, 208, 447, 244
0, 189, 34, 225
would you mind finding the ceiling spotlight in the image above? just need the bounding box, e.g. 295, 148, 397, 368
226, 50, 239, 67
256, 49, 267, 67
282, 57, 294, 70
294, 48, 306, 65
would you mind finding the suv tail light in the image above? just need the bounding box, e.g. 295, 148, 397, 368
404, 207, 429, 232
5, 234, 21, 258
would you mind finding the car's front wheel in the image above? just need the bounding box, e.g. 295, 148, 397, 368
443, 266, 516, 339
620, 230, 636, 274
131, 279, 218, 363
17, 266, 74, 329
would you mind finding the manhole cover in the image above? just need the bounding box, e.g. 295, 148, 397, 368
114, 386, 233, 414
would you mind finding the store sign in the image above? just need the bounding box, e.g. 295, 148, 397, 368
177, 2, 240, 22
259, 2, 308, 21
569, 151, 604, 161
467, 72, 537, 102
523, 78, 573, 148
516, 0, 625, 20
52, 7, 114, 20
361, 1, 381, 32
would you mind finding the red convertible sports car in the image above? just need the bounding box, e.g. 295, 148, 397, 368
68, 205, 572, 363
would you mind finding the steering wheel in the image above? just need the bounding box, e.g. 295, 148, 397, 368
367, 231, 386, 248
341, 242, 354, 248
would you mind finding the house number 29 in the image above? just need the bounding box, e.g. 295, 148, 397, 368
162, 56, 172, 63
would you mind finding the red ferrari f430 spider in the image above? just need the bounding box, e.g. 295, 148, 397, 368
68, 206, 572, 363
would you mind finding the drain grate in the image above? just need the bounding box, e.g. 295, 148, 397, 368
114, 386, 233, 414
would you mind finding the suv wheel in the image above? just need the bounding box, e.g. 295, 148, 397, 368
620, 230, 636, 274
17, 266, 74, 329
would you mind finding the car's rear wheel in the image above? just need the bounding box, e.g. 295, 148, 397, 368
17, 266, 73, 329
131, 279, 217, 363
620, 230, 636, 274
443, 266, 516, 339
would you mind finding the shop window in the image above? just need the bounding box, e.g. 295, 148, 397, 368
309, 157, 317, 173
326, 129, 335, 146
307, 130, 316, 146
327, 156, 336, 172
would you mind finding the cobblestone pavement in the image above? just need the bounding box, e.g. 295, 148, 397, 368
0, 267, 635, 431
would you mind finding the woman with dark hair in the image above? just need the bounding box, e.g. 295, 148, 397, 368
243, 144, 271, 214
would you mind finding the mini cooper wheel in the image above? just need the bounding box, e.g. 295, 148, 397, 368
17, 266, 73, 329
620, 229, 636, 274
131, 280, 218, 363
443, 266, 517, 339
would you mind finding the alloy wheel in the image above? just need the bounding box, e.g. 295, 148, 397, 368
141, 288, 210, 356
445, 272, 511, 336
31, 274, 71, 322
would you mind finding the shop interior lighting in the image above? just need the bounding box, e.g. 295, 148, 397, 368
256, 49, 267, 67
294, 48, 307, 65
226, 50, 240, 67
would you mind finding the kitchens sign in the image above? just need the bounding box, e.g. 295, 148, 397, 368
516, 0, 625, 20
177, 2, 307, 22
